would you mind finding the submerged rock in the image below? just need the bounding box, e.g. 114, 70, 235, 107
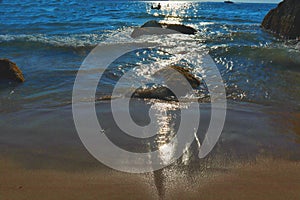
0, 58, 25, 82
262, 0, 300, 39
131, 20, 197, 38
96, 95, 121, 101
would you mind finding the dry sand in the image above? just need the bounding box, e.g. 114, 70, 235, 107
1, 156, 300, 200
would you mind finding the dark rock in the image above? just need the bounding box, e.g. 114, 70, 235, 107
141, 20, 162, 28
224, 1, 234, 4
132, 65, 200, 100
0, 58, 25, 82
161, 23, 197, 35
154, 65, 200, 89
262, 0, 300, 39
132, 86, 175, 101
131, 26, 177, 38
131, 20, 197, 38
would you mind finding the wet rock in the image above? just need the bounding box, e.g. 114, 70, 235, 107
96, 95, 120, 101
262, 0, 300, 39
132, 65, 200, 100
132, 86, 175, 101
131, 26, 177, 38
161, 23, 197, 35
0, 58, 25, 82
154, 65, 200, 89
131, 20, 197, 38
141, 20, 162, 28
224, 1, 234, 4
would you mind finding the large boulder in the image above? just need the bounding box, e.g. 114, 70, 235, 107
0, 58, 25, 82
262, 0, 300, 39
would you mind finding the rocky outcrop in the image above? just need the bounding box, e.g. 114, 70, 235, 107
262, 0, 300, 39
0, 58, 25, 82
131, 20, 197, 38
132, 65, 200, 100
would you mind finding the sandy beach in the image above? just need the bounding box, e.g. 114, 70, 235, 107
1, 156, 299, 200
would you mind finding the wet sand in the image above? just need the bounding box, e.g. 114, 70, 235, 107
1, 156, 299, 200
0, 157, 155, 200
168, 158, 300, 200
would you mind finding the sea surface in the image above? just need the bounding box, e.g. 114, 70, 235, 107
0, 0, 300, 195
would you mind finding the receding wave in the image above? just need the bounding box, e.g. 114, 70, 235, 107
0, 33, 108, 49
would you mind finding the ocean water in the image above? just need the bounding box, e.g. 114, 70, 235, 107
0, 1, 299, 108
0, 0, 300, 178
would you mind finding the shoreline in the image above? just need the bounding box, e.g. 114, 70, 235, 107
1, 100, 299, 200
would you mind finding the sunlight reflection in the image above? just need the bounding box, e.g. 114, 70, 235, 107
150, 101, 179, 164
149, 101, 193, 165
147, 1, 196, 24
